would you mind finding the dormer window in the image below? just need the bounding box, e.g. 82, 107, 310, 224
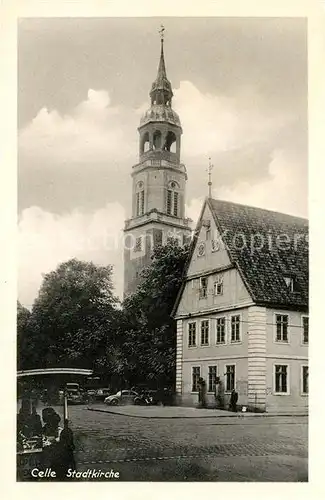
284, 276, 297, 292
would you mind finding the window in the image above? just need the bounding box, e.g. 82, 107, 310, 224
136, 190, 145, 216
231, 315, 241, 342
284, 276, 297, 292
167, 190, 172, 214
192, 366, 201, 392
275, 314, 288, 342
188, 322, 197, 347
173, 192, 179, 216
216, 317, 226, 344
225, 365, 235, 392
302, 316, 309, 344
274, 365, 288, 393
166, 183, 179, 217
200, 320, 209, 346
199, 277, 208, 299
134, 237, 142, 252
302, 366, 308, 394
214, 276, 224, 296
208, 366, 217, 392
206, 227, 211, 241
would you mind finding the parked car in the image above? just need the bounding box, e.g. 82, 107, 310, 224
133, 392, 153, 406
67, 389, 85, 404
95, 388, 112, 401
104, 390, 138, 406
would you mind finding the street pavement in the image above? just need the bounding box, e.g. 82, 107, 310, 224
62, 404, 308, 482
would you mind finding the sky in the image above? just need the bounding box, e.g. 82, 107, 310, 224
18, 17, 308, 307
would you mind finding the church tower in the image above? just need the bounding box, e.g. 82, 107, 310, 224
124, 30, 192, 296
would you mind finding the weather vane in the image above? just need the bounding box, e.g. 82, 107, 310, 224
159, 24, 165, 41
207, 157, 214, 198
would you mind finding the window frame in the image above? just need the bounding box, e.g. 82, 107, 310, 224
301, 315, 309, 345
301, 365, 309, 395
191, 365, 201, 393
136, 188, 145, 216
200, 319, 210, 347
230, 313, 241, 343
224, 364, 236, 393
199, 276, 208, 299
208, 365, 218, 393
273, 363, 290, 395
187, 322, 197, 348
213, 275, 224, 296
274, 313, 290, 343
215, 316, 226, 345
134, 236, 142, 253
166, 182, 180, 217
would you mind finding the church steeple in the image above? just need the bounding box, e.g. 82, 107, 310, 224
138, 27, 182, 162
150, 30, 173, 107
123, 28, 192, 297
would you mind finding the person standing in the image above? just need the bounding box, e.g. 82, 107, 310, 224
197, 377, 203, 407
201, 378, 207, 408
54, 419, 76, 481
214, 377, 219, 408
229, 388, 238, 412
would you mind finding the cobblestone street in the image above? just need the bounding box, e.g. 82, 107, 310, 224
64, 405, 308, 482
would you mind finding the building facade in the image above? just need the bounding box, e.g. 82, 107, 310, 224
173, 198, 309, 413
123, 37, 192, 297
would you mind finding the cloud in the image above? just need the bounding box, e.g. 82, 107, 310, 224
213, 148, 307, 218
18, 202, 126, 307
173, 81, 294, 158
19, 89, 137, 165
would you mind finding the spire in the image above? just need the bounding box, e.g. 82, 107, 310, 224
150, 25, 173, 106
157, 25, 167, 81
207, 157, 214, 198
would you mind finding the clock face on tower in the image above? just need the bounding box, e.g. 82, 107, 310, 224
197, 242, 205, 257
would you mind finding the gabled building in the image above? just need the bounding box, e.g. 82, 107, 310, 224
172, 197, 309, 413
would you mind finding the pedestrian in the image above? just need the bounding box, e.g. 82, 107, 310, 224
201, 378, 207, 408
214, 377, 219, 408
54, 419, 76, 481
229, 388, 238, 412
17, 398, 31, 438
29, 404, 42, 436
197, 377, 203, 407
215, 377, 225, 409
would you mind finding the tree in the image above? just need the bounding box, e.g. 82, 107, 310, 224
121, 240, 189, 387
17, 301, 31, 370
29, 258, 119, 369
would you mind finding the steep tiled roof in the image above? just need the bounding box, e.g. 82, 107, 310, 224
207, 198, 308, 310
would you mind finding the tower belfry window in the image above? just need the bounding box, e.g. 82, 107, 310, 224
166, 181, 180, 217
173, 192, 179, 216
136, 182, 145, 216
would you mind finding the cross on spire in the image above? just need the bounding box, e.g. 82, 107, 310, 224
159, 24, 165, 41
207, 157, 214, 198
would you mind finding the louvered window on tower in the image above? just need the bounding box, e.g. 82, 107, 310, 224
136, 190, 145, 216
134, 237, 142, 253
173, 192, 179, 216
167, 190, 172, 215
136, 192, 140, 216
140, 190, 145, 215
